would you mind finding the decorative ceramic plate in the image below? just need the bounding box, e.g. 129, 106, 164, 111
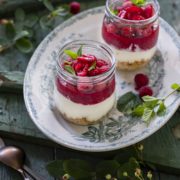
24, 7, 180, 152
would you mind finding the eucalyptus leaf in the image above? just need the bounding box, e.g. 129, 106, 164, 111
117, 92, 141, 114
13, 30, 29, 41
63, 159, 92, 179
96, 160, 120, 178
15, 8, 25, 22
15, 38, 33, 53
5, 23, 16, 39
46, 160, 64, 178
25, 14, 39, 28
43, 0, 54, 11
40, 16, 54, 29
64, 50, 78, 59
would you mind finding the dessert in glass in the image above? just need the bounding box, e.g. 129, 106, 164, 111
54, 40, 116, 125
102, 0, 160, 70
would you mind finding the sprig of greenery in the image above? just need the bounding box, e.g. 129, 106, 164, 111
117, 83, 180, 125
46, 144, 153, 180
131, 0, 146, 6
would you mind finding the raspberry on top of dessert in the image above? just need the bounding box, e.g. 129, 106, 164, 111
55, 40, 116, 125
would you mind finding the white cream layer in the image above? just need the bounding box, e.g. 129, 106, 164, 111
114, 46, 156, 63
54, 88, 115, 122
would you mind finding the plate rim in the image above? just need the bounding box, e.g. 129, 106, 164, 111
24, 6, 180, 152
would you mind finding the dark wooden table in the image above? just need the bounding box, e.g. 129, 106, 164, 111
0, 0, 180, 179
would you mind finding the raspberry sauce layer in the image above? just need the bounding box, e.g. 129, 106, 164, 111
56, 76, 115, 105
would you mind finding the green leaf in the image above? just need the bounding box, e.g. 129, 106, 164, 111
157, 101, 166, 116
110, 9, 118, 15
77, 45, 83, 56
96, 160, 120, 178
64, 65, 75, 75
117, 158, 140, 179
15, 8, 25, 22
46, 160, 64, 178
88, 61, 96, 71
132, 105, 145, 117
43, 0, 54, 11
40, 16, 54, 29
142, 108, 154, 123
63, 159, 92, 179
142, 96, 159, 108
131, 0, 146, 6
13, 30, 29, 41
5, 23, 16, 39
64, 50, 78, 59
15, 38, 33, 53
25, 14, 39, 28
117, 92, 141, 114
171, 83, 180, 91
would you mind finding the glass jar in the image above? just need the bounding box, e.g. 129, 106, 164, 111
102, 0, 160, 70
54, 40, 116, 125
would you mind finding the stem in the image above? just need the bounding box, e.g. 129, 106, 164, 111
163, 89, 179, 101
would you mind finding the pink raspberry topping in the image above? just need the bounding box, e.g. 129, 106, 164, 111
69, 1, 81, 14
63, 54, 110, 77
134, 73, 149, 90
139, 86, 153, 97
115, 1, 154, 20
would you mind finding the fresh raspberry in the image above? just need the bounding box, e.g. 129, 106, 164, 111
138, 86, 153, 97
106, 23, 117, 34
132, 15, 145, 20
69, 1, 81, 14
134, 73, 149, 90
143, 4, 154, 19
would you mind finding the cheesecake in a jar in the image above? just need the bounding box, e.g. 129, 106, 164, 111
54, 40, 116, 125
102, 0, 160, 70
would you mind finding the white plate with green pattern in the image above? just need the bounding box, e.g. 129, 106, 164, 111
24, 7, 180, 152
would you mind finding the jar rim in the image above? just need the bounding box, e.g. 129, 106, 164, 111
106, 0, 160, 25
56, 40, 116, 83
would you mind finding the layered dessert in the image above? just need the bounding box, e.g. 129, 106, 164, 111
102, 0, 160, 70
54, 41, 116, 125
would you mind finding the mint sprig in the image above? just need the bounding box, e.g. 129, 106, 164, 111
131, 0, 146, 6
64, 65, 75, 75
64, 45, 83, 60
117, 83, 180, 125
88, 61, 96, 71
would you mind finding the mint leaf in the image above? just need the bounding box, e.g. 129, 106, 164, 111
77, 45, 83, 56
131, 0, 146, 6
64, 65, 75, 75
110, 8, 118, 15
96, 160, 120, 179
132, 105, 145, 117
142, 108, 154, 123
171, 83, 180, 91
15, 38, 33, 53
117, 92, 141, 114
88, 61, 96, 71
142, 96, 159, 108
157, 101, 166, 116
63, 159, 92, 179
15, 8, 25, 22
13, 30, 29, 41
46, 160, 64, 178
64, 50, 78, 59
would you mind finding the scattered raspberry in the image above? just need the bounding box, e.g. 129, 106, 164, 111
134, 73, 149, 90
138, 86, 153, 97
69, 1, 81, 14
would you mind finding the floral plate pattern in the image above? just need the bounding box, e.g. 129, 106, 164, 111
24, 7, 180, 152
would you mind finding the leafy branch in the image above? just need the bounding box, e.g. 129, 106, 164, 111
46, 145, 153, 180
117, 83, 180, 125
